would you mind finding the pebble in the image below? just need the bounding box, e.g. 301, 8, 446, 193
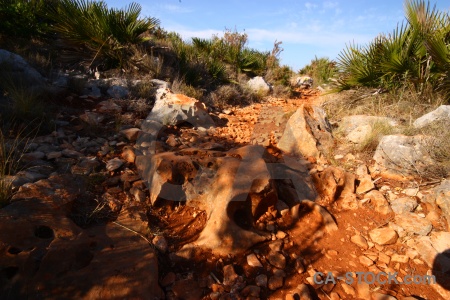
268, 275, 284, 290
247, 253, 263, 267
267, 252, 286, 269
255, 274, 268, 287
351, 235, 369, 249
369, 228, 398, 245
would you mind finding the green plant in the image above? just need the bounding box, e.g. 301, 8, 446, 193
335, 0, 450, 100
47, 0, 159, 69
300, 56, 337, 87
0, 0, 52, 39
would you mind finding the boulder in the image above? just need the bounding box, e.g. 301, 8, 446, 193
146, 88, 214, 127
394, 213, 433, 236
135, 145, 319, 255
290, 76, 313, 88
278, 105, 333, 159
339, 115, 397, 144
247, 76, 271, 95
413, 105, 450, 128
0, 49, 45, 88
373, 135, 435, 177
0, 174, 163, 299
422, 180, 450, 231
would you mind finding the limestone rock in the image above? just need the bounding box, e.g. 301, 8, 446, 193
340, 115, 397, 144
247, 253, 263, 267
389, 197, 418, 214
247, 76, 271, 95
147, 88, 214, 127
369, 228, 398, 245
0, 49, 45, 88
364, 190, 393, 215
413, 105, 450, 128
278, 105, 333, 159
394, 213, 432, 236
373, 135, 435, 177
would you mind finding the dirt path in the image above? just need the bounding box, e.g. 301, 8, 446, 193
153, 89, 446, 300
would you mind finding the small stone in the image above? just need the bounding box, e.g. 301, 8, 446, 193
269, 240, 283, 252
61, 149, 83, 158
359, 255, 374, 267
369, 228, 398, 245
22, 151, 45, 161
268, 275, 284, 290
46, 151, 62, 159
356, 175, 375, 194
247, 253, 263, 267
120, 128, 141, 141
291, 283, 311, 300
255, 274, 267, 287
357, 282, 370, 299
351, 235, 369, 249
223, 264, 238, 286
152, 235, 168, 253
106, 158, 125, 171
130, 187, 146, 202
295, 258, 305, 274
378, 252, 391, 264
390, 197, 418, 214
276, 231, 287, 239
121, 146, 136, 163
268, 252, 286, 269
240, 285, 260, 297
391, 254, 409, 263
341, 282, 356, 297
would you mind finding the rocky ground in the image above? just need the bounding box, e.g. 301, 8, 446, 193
0, 51, 449, 300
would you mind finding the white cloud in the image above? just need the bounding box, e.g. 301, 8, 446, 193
305, 2, 318, 10
323, 1, 338, 9
159, 4, 193, 14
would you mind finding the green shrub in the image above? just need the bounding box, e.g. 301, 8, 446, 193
47, 0, 159, 69
0, 0, 52, 39
336, 0, 450, 100
299, 56, 337, 87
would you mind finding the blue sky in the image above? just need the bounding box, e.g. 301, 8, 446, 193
106, 0, 450, 71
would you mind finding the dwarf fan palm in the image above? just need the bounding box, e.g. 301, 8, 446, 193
47, 0, 159, 69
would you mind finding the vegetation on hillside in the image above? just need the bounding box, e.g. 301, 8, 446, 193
335, 0, 450, 102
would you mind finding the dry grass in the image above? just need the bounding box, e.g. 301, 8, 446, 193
357, 120, 395, 153
0, 130, 28, 207
322, 86, 445, 124
171, 78, 204, 100
322, 87, 449, 178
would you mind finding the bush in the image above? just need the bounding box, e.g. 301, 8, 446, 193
208, 84, 263, 109
299, 56, 337, 87
47, 0, 159, 69
0, 0, 52, 39
336, 0, 450, 100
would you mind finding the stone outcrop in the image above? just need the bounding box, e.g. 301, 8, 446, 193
413, 105, 450, 128
373, 134, 435, 177
135, 145, 320, 255
278, 105, 333, 160
339, 115, 397, 144
247, 76, 271, 95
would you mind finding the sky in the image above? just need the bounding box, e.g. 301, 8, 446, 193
105, 0, 450, 71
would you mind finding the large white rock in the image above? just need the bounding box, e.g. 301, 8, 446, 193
373, 134, 435, 177
0, 49, 45, 87
247, 76, 271, 95
147, 88, 214, 127
413, 105, 450, 128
